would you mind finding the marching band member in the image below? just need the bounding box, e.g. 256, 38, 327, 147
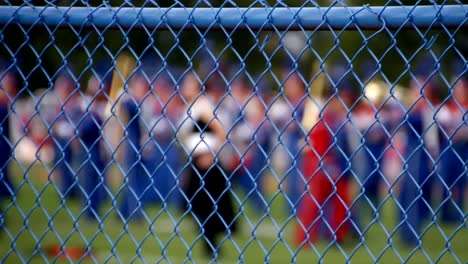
398, 56, 442, 245
229, 74, 268, 213
77, 63, 111, 220
353, 79, 391, 220
270, 64, 307, 214
296, 62, 353, 246
118, 72, 147, 221
140, 71, 183, 208
437, 61, 468, 223
179, 72, 237, 257
0, 66, 18, 230
50, 69, 81, 199
296, 92, 352, 246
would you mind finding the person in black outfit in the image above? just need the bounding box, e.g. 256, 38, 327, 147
180, 72, 237, 257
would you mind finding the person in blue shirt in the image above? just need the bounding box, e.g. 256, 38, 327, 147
398, 56, 442, 245
229, 73, 269, 213
140, 71, 184, 209
50, 69, 81, 200
352, 64, 396, 228
270, 64, 307, 214
77, 64, 112, 220
118, 72, 147, 221
437, 60, 468, 224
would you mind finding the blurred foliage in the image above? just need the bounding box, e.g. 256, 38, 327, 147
0, 0, 466, 93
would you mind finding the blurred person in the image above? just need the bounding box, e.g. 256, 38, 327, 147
198, 67, 236, 172
75, 64, 111, 220
352, 78, 393, 223
140, 71, 184, 208
179, 72, 238, 257
118, 71, 148, 221
295, 86, 353, 246
437, 61, 468, 224
270, 64, 307, 214
398, 56, 442, 245
131, 56, 159, 206
228, 74, 269, 213
296, 62, 354, 246
50, 69, 81, 199
0, 66, 18, 230
29, 89, 56, 164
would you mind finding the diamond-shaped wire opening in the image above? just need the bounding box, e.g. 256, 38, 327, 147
0, 1, 467, 263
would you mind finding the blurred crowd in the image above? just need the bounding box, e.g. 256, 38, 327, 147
0, 54, 467, 254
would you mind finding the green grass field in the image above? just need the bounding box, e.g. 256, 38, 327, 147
1, 162, 467, 263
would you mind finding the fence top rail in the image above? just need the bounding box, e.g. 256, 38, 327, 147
0, 5, 466, 31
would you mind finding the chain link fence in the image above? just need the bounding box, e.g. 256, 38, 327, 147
0, 1, 467, 263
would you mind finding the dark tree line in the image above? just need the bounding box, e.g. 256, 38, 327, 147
0, 0, 466, 94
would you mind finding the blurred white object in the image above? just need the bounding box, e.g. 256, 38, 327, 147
269, 100, 290, 124
14, 137, 37, 163
14, 136, 53, 164
364, 80, 390, 106
283, 32, 306, 56
185, 133, 219, 156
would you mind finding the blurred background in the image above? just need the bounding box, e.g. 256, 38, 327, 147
0, 1, 467, 263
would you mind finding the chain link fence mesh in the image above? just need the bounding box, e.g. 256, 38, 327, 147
0, 1, 467, 263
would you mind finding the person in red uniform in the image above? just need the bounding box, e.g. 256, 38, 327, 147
296, 91, 352, 246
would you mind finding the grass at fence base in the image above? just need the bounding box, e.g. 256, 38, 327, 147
0, 163, 467, 263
